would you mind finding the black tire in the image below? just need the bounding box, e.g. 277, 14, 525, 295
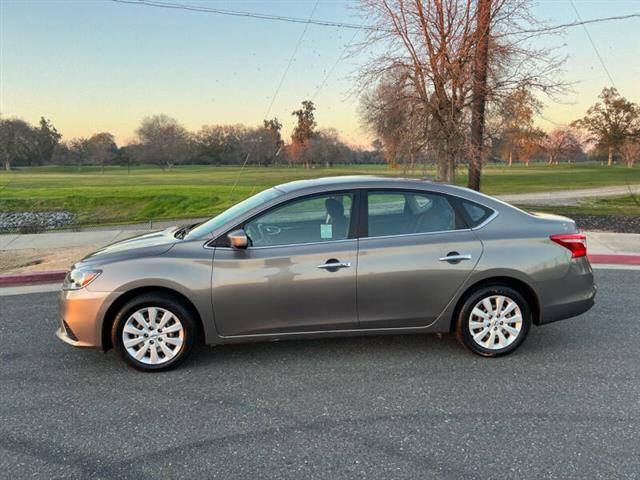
111, 293, 196, 372
455, 284, 531, 357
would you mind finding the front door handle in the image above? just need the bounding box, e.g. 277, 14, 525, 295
439, 253, 472, 263
317, 261, 351, 270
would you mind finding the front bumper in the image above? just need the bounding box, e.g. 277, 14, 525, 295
57, 288, 114, 348
56, 325, 96, 348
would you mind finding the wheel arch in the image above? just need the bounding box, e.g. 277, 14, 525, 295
450, 275, 541, 331
101, 286, 205, 351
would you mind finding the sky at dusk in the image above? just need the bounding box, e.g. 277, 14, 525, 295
1, 0, 639, 147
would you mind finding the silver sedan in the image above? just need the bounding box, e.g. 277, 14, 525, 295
57, 176, 596, 371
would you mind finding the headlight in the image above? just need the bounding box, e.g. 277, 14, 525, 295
62, 269, 102, 290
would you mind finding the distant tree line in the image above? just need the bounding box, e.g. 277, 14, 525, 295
362, 84, 640, 169
0, 101, 384, 172
2, 88, 638, 172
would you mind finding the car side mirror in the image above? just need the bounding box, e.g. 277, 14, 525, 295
228, 229, 249, 249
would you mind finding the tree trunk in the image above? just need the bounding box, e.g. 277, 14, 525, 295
548, 153, 554, 165
508, 150, 513, 167
436, 155, 447, 182
446, 154, 456, 184
607, 147, 613, 166
467, 0, 491, 192
4, 159, 10, 171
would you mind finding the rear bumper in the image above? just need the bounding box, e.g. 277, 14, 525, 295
537, 257, 596, 325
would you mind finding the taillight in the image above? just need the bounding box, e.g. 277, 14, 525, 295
550, 234, 587, 258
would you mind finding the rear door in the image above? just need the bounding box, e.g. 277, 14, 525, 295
357, 189, 483, 329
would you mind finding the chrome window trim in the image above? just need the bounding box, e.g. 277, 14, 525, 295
359, 228, 472, 241
210, 238, 358, 251
470, 209, 499, 230
202, 189, 498, 250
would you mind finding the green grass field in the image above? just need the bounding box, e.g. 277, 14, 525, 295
1, 163, 639, 227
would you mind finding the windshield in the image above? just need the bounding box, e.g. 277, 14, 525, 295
184, 188, 282, 240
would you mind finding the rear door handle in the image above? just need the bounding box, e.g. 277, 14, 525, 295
317, 261, 351, 270
439, 254, 472, 263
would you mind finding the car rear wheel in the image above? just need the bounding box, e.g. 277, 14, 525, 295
456, 285, 531, 357
112, 294, 196, 371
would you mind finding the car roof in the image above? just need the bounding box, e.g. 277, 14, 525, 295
274, 175, 433, 193
272, 175, 511, 211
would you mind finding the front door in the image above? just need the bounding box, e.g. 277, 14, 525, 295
357, 189, 483, 329
211, 192, 358, 337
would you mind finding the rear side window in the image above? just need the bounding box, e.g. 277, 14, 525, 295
367, 191, 464, 237
460, 200, 494, 227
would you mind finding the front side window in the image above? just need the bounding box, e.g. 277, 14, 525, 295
245, 193, 354, 247
185, 188, 282, 239
367, 191, 463, 237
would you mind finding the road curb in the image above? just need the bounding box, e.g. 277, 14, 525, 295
0, 270, 67, 287
588, 254, 640, 266
1, 254, 638, 287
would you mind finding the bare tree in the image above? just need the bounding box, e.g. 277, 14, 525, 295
136, 114, 191, 170
68, 138, 91, 170
620, 138, 640, 168
356, 0, 567, 187
360, 70, 425, 169
87, 132, 118, 173
495, 85, 542, 166
541, 128, 583, 165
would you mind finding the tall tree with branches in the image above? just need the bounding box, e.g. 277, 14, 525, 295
291, 100, 317, 168
356, 0, 567, 188
573, 87, 640, 166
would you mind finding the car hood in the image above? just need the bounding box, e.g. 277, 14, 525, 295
77, 227, 179, 266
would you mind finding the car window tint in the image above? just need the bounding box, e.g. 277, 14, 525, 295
367, 191, 461, 237
246, 193, 353, 247
460, 200, 493, 227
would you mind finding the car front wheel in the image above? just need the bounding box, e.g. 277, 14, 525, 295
112, 294, 196, 371
456, 285, 531, 357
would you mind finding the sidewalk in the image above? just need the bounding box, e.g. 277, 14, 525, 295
1, 226, 639, 285
2, 228, 639, 254
500, 184, 640, 205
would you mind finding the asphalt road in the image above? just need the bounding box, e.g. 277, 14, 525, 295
1, 269, 639, 479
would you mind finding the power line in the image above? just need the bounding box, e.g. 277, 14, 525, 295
264, 0, 319, 119
510, 13, 640, 36
231, 0, 319, 193
108, 0, 368, 30
108, 0, 640, 35
569, 0, 616, 88
312, 29, 359, 102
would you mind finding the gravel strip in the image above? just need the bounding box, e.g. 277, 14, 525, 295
573, 215, 640, 234
0, 211, 74, 231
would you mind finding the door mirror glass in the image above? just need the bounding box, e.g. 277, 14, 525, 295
228, 229, 249, 249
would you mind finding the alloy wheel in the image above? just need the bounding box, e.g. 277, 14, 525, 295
468, 295, 523, 350
122, 307, 185, 365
